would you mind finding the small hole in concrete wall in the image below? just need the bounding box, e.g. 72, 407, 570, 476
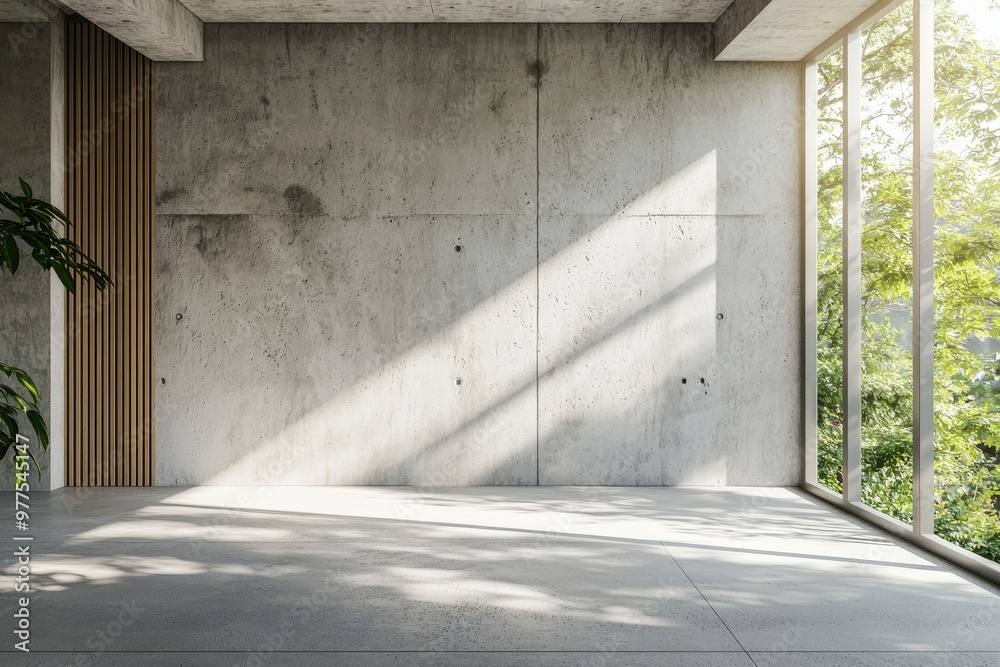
176, 313, 183, 321
700, 378, 706, 384
717, 313, 724, 320
681, 378, 687, 384
455, 378, 463, 386
455, 245, 463, 252
161, 378, 166, 385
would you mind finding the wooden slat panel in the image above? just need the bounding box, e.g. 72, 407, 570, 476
128, 46, 137, 487
65, 21, 155, 487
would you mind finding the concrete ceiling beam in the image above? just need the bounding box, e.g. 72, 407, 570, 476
714, 0, 883, 61
179, 0, 733, 23
58, 0, 202, 61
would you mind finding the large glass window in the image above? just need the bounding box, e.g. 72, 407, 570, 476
860, 3, 914, 523
816, 46, 846, 495
932, 0, 1000, 562
808, 0, 1000, 569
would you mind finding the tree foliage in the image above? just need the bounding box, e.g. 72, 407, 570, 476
816, 0, 1000, 561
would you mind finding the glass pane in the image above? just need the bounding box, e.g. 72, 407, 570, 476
933, 0, 1000, 563
817, 46, 846, 494
860, 3, 914, 522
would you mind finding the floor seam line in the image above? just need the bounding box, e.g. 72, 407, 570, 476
659, 540, 761, 667
0, 650, 764, 654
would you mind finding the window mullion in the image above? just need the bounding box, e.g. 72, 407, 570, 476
912, 0, 936, 535
804, 61, 819, 488
842, 29, 863, 504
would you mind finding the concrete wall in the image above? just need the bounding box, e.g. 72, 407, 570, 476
156, 23, 802, 486
0, 21, 52, 490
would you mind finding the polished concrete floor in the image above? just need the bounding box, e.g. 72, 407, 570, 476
2, 486, 1000, 666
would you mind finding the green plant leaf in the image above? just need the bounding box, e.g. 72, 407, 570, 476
0, 182, 110, 291
5, 236, 19, 273
0, 410, 18, 436
51, 262, 75, 292
1, 181, 112, 482
25, 409, 48, 450
0, 384, 29, 412
13, 370, 39, 406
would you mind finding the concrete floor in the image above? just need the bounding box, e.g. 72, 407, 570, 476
3, 487, 1000, 666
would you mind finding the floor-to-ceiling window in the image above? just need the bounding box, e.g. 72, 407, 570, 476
931, 0, 1000, 562
814, 45, 846, 496
806, 0, 1000, 578
859, 2, 915, 522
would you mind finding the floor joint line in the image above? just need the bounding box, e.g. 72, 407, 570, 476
659, 540, 761, 667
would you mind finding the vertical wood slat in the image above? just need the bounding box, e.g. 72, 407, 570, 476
97, 26, 105, 487
128, 46, 137, 487
65, 22, 155, 487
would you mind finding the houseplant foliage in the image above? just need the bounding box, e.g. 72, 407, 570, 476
816, 0, 1000, 561
0, 178, 110, 471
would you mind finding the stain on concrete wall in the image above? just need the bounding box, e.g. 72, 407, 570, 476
156, 23, 801, 486
0, 23, 52, 490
